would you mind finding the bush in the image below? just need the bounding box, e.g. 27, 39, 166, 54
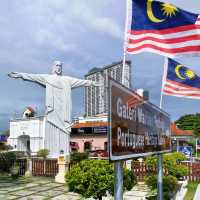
70, 152, 89, 163
123, 167, 136, 191
145, 152, 188, 200
37, 149, 49, 159
145, 152, 188, 179
0, 143, 10, 151
163, 175, 178, 194
145, 175, 178, 200
169, 152, 187, 163
10, 165, 20, 179
165, 153, 188, 179
65, 160, 136, 199
145, 174, 157, 191
0, 151, 17, 173
169, 164, 188, 180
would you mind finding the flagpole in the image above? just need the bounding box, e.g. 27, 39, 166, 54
157, 57, 168, 200
160, 57, 168, 109
122, 0, 131, 85
159, 91, 164, 109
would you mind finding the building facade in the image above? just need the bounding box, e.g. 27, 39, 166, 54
71, 115, 108, 155
8, 116, 69, 158
84, 60, 131, 116
171, 123, 194, 152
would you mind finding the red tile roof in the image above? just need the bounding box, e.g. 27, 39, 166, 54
171, 123, 193, 136
72, 121, 108, 128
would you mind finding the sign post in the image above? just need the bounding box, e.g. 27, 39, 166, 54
114, 161, 123, 200
108, 78, 171, 200
157, 154, 163, 200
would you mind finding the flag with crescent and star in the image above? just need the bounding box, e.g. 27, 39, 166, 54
126, 0, 200, 58
162, 58, 200, 99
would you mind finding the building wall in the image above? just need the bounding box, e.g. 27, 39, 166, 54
85, 61, 131, 116
8, 117, 69, 158
8, 117, 44, 154
71, 135, 107, 153
9, 118, 44, 138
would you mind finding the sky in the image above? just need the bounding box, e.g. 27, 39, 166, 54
0, 0, 200, 131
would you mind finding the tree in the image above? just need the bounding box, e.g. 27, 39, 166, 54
37, 149, 49, 159
176, 113, 200, 143
175, 113, 200, 130
193, 123, 200, 139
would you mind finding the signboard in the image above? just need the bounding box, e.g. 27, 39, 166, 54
71, 126, 107, 134
0, 135, 8, 142
108, 78, 171, 161
178, 146, 192, 158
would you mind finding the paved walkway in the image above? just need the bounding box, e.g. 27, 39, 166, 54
194, 184, 200, 200
86, 183, 151, 200
0, 176, 152, 200
0, 176, 81, 200
123, 183, 151, 200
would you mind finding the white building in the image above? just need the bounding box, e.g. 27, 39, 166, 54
85, 60, 132, 116
8, 116, 68, 158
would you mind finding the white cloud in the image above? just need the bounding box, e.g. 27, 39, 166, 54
89, 17, 122, 39
34, 29, 77, 52
68, 1, 123, 39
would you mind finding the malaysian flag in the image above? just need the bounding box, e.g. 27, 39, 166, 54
126, 0, 200, 58
162, 58, 200, 99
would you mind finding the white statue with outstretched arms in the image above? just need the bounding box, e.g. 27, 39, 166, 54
8, 61, 99, 133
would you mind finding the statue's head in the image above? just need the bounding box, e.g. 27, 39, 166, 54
52, 61, 62, 75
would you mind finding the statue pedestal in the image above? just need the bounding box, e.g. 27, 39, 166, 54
25, 158, 32, 178
55, 155, 70, 183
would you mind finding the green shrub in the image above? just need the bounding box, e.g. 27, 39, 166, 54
10, 164, 20, 179
37, 149, 49, 159
163, 175, 178, 194
169, 164, 188, 179
65, 160, 136, 199
145, 174, 157, 190
70, 152, 89, 163
0, 143, 10, 151
145, 152, 188, 200
145, 152, 188, 179
0, 151, 17, 173
168, 152, 186, 163
145, 175, 178, 200
123, 167, 136, 191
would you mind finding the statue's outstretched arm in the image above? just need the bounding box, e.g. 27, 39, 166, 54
8, 72, 46, 86
68, 76, 102, 88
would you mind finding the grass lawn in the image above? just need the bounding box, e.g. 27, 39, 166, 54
184, 181, 199, 200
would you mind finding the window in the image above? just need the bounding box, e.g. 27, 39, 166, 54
84, 142, 92, 152
104, 142, 108, 151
